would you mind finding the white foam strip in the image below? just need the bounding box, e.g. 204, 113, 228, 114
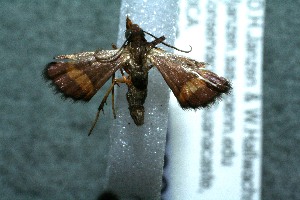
164, 0, 265, 199
105, 0, 179, 199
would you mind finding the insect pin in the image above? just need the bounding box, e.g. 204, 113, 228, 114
44, 16, 231, 135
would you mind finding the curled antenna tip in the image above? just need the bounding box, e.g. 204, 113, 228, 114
188, 45, 192, 52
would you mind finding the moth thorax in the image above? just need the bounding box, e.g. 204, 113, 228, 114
131, 70, 148, 90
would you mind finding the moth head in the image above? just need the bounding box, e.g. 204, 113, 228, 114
125, 16, 144, 40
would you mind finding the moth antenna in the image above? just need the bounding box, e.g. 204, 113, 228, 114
111, 43, 118, 49
95, 38, 129, 62
143, 30, 192, 53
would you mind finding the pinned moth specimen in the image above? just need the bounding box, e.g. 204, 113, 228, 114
44, 16, 231, 135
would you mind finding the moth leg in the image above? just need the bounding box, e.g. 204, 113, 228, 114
110, 74, 131, 120
111, 73, 116, 119
88, 75, 130, 136
119, 68, 125, 76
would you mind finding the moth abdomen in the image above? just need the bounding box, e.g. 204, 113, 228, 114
126, 84, 147, 125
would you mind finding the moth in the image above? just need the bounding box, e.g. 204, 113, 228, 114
44, 16, 231, 135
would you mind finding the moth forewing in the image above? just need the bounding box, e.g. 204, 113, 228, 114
44, 49, 129, 101
54, 51, 96, 60
148, 48, 231, 109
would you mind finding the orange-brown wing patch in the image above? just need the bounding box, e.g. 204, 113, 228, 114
148, 49, 231, 109
44, 51, 129, 101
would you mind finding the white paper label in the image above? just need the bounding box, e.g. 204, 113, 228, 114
164, 0, 264, 199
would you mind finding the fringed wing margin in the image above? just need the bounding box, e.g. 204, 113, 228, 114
44, 50, 129, 101
148, 48, 231, 109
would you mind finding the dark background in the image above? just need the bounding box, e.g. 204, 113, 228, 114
263, 1, 300, 199
1, 1, 121, 199
0, 1, 299, 199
